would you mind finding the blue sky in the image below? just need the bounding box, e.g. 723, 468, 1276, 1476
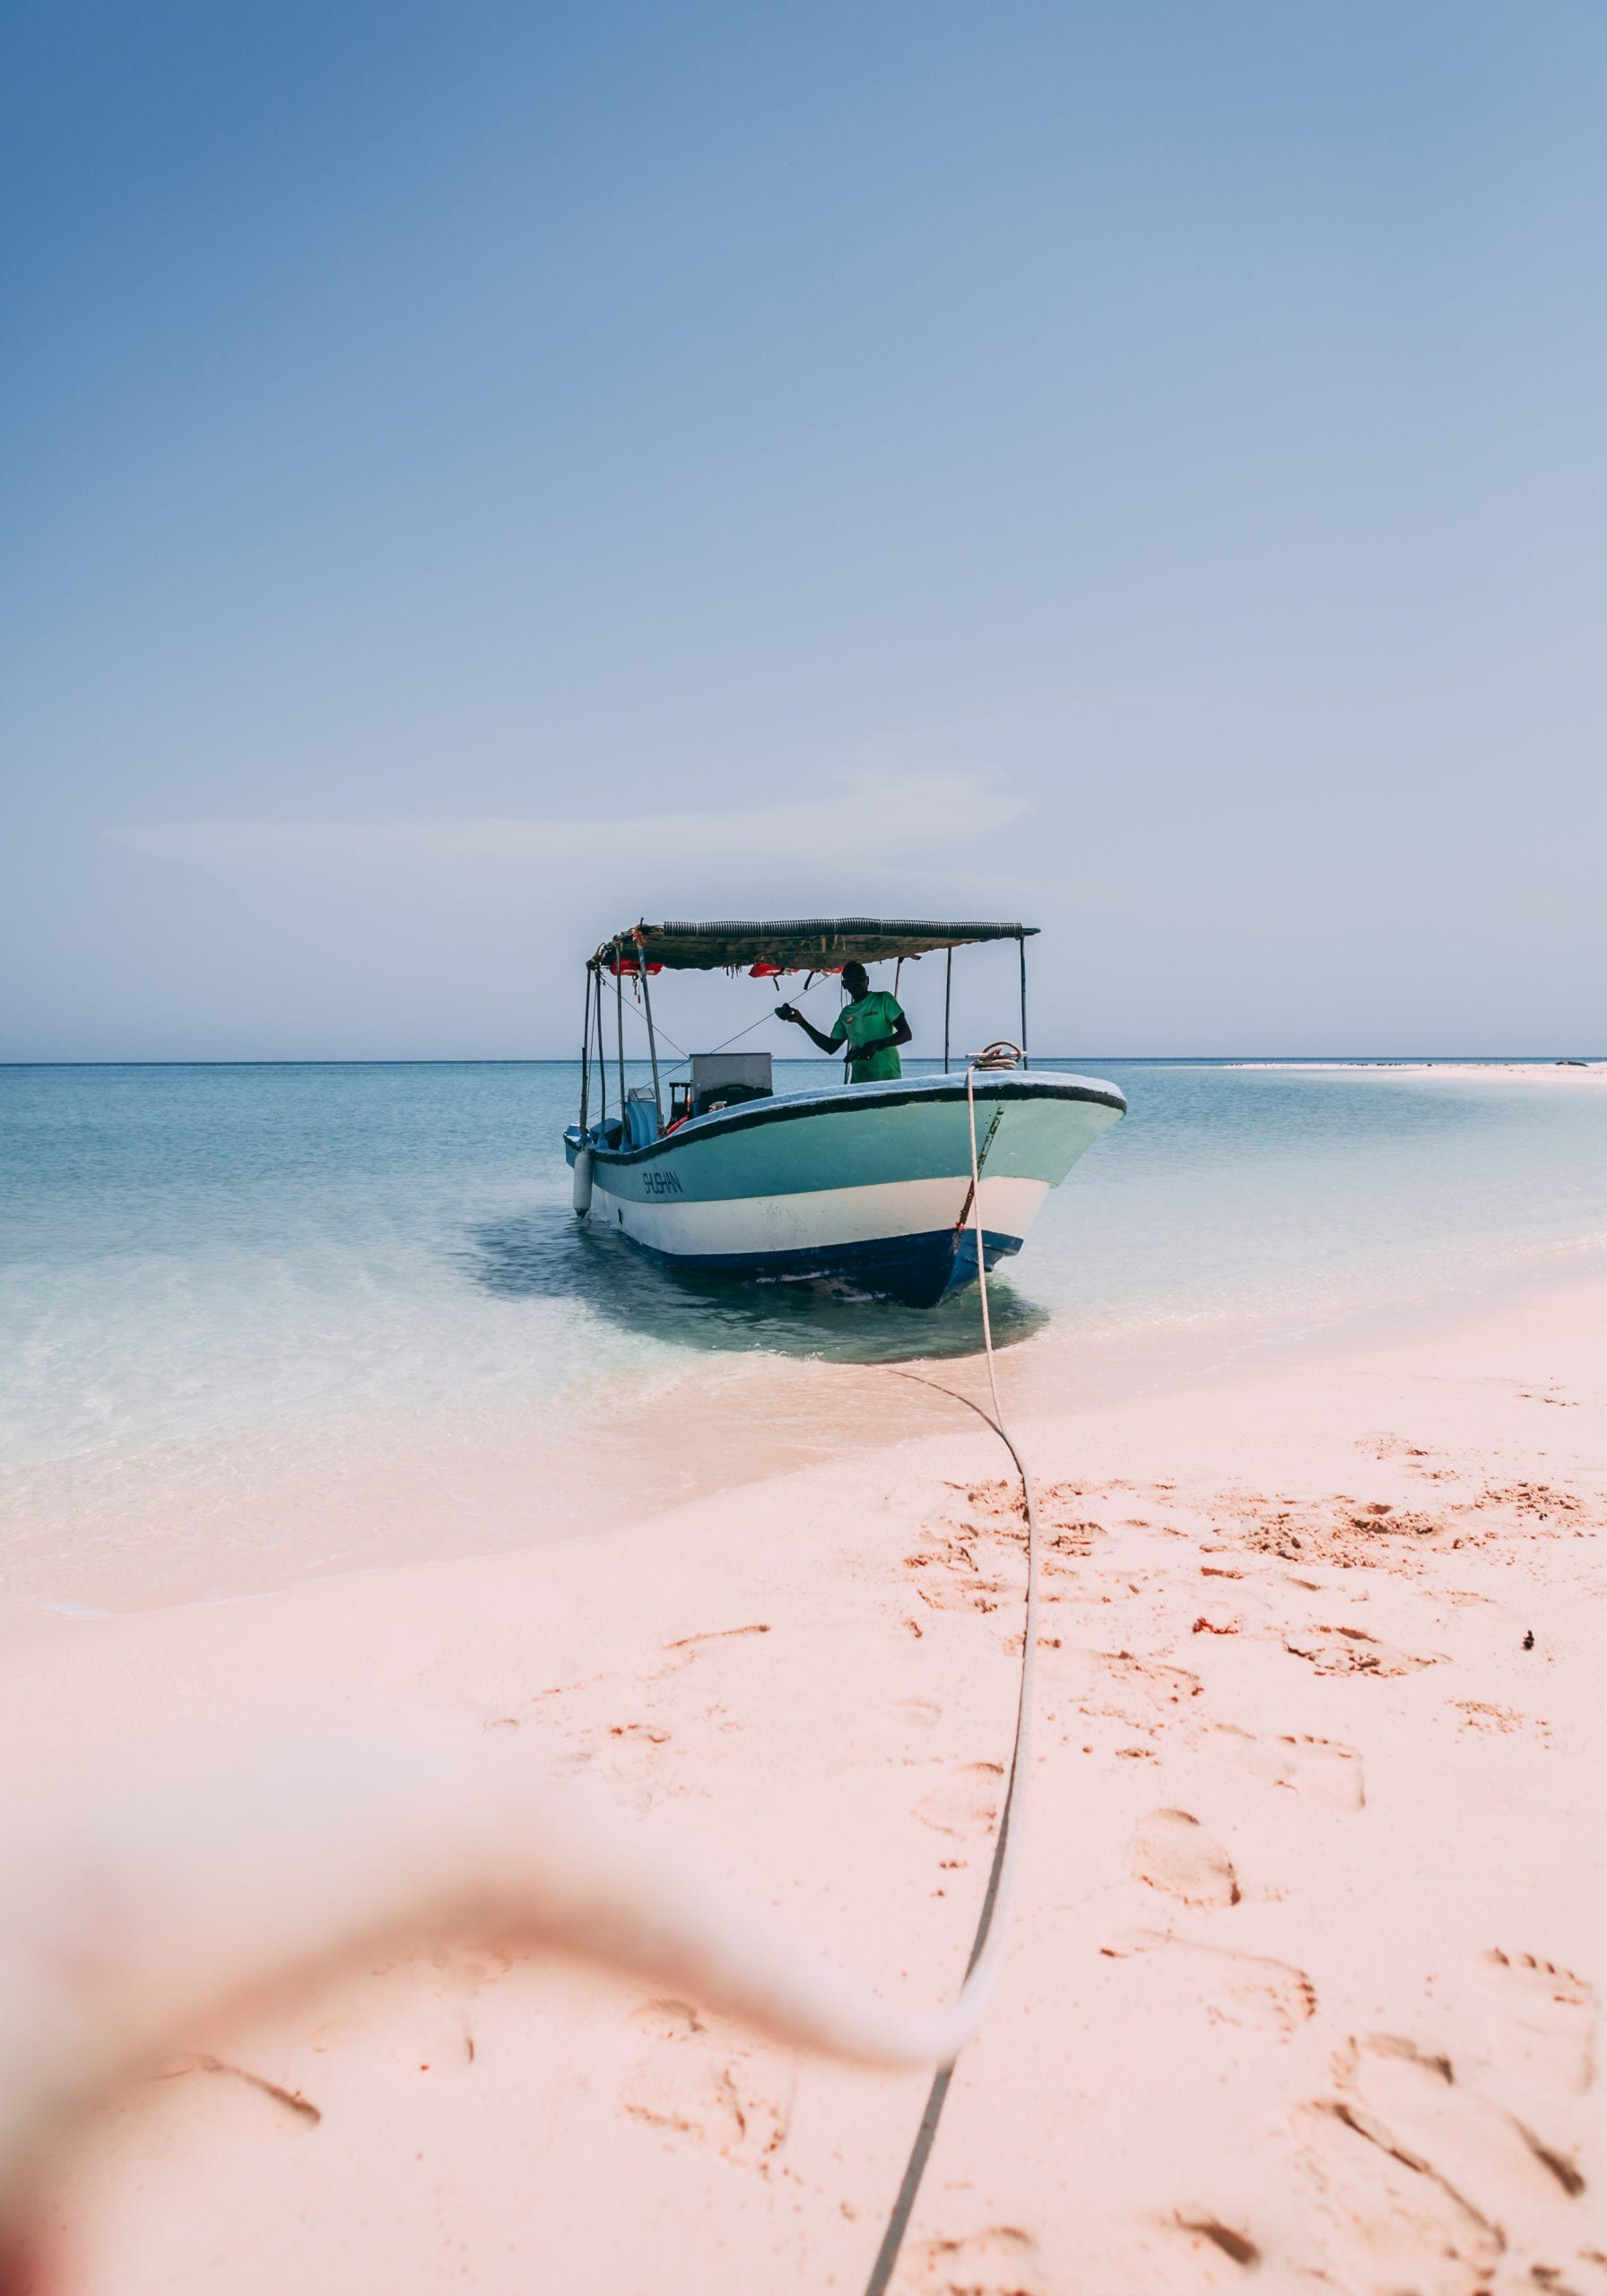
4, 0, 1604, 1058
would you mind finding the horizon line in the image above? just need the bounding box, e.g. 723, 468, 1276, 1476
3, 1054, 1601, 1071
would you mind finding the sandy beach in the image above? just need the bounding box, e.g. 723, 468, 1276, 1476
3, 1255, 1602, 2294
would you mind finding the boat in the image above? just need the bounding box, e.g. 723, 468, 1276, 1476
562, 918, 1125, 1309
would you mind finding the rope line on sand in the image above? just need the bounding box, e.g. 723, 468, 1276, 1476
860, 1055, 1042, 2296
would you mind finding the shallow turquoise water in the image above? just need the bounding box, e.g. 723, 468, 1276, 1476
3, 1058, 1603, 1600
4, 1057, 1606, 1466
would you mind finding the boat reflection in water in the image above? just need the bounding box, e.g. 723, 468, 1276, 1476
563, 918, 1125, 1311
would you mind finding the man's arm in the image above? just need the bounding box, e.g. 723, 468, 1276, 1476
842, 1012, 913, 1059
775, 1004, 841, 1057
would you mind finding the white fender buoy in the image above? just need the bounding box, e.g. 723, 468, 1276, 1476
572, 1145, 593, 1217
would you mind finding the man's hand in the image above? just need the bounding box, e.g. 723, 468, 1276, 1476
776, 1003, 848, 1057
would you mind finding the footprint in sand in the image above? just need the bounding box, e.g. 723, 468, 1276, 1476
1282, 1623, 1438, 1678
1201, 1723, 1365, 1813
1293, 2095, 1500, 2292
901, 1527, 1013, 1615
1132, 1810, 1239, 1908
1098, 1652, 1203, 1709
591, 1718, 681, 1812
1364, 1432, 1438, 1462
840, 1695, 947, 1770
1479, 1950, 1598, 2096
899, 2222, 1043, 2294
1102, 1930, 1315, 2034
1337, 2033, 1585, 2222
1066, 1650, 1203, 1734
620, 1998, 791, 2168
914, 1761, 1003, 1839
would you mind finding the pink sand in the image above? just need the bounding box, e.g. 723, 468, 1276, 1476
4, 1265, 1606, 2292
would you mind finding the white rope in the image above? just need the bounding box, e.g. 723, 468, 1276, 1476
861, 1053, 1040, 2294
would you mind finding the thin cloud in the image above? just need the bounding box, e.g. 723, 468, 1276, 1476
109, 772, 1028, 873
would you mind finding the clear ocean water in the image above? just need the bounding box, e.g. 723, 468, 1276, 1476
4, 1058, 1604, 1607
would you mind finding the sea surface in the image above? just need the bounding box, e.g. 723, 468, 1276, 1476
4, 1058, 1604, 1608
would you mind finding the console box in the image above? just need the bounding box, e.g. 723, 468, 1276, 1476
686, 1051, 773, 1118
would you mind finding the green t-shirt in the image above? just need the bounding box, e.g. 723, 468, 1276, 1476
829, 989, 905, 1082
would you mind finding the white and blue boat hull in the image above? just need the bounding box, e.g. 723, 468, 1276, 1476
563, 1073, 1124, 1309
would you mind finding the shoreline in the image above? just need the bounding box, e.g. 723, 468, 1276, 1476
1227, 1060, 1605, 1079
4, 1226, 1605, 1620
6, 1258, 1605, 2290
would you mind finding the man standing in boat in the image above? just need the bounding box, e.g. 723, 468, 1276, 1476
775, 961, 912, 1083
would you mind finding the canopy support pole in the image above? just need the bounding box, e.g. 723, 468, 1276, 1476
578, 965, 594, 1129
638, 944, 663, 1117
1018, 932, 1029, 1070
615, 950, 627, 1114
595, 969, 607, 1130
943, 947, 952, 1074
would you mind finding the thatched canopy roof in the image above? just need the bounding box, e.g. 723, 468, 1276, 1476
593, 918, 1035, 971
